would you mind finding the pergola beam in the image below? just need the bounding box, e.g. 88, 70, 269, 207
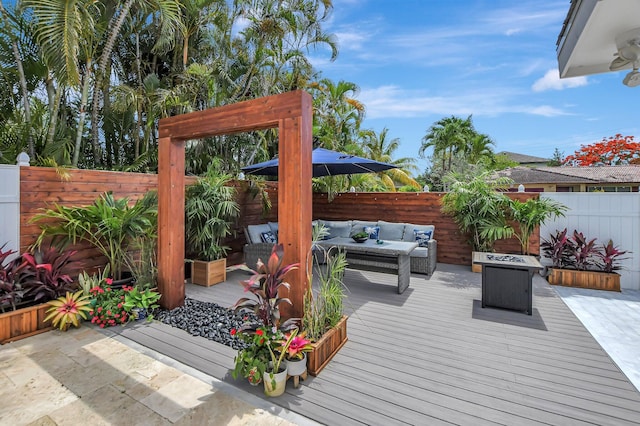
157, 90, 313, 320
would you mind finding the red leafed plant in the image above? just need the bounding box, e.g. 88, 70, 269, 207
562, 134, 640, 166
598, 240, 629, 273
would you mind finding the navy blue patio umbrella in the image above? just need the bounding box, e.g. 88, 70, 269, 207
241, 147, 397, 178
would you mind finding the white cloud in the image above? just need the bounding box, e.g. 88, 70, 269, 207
532, 69, 588, 92
356, 84, 574, 120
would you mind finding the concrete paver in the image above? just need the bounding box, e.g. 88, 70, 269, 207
554, 286, 640, 392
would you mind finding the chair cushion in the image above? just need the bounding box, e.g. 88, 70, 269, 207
317, 220, 353, 239
247, 224, 272, 244
378, 220, 406, 241
261, 230, 277, 243
268, 221, 279, 233
402, 224, 435, 243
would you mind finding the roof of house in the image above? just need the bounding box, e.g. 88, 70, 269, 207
493, 165, 640, 184
497, 151, 551, 164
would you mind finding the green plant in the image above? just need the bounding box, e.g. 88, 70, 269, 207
78, 265, 111, 297
509, 197, 567, 255
303, 246, 348, 341
44, 290, 92, 331
231, 326, 271, 385
185, 163, 240, 261
31, 192, 157, 280
350, 231, 369, 239
441, 173, 514, 252
88, 282, 130, 327
124, 191, 158, 288
122, 287, 161, 321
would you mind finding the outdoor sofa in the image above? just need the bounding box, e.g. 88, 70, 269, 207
244, 219, 437, 275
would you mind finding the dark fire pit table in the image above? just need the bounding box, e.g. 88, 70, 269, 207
473, 252, 543, 315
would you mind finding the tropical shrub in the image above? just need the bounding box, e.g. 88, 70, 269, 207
541, 229, 629, 272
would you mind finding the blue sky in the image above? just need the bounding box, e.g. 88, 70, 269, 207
309, 0, 639, 173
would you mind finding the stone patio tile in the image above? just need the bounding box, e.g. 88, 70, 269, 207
111, 360, 183, 402
66, 335, 129, 367
57, 357, 128, 397
139, 374, 214, 422
173, 391, 296, 426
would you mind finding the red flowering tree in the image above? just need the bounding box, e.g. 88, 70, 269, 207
562, 134, 640, 166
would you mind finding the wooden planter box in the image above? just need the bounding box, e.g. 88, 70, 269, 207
548, 268, 621, 292
307, 315, 348, 376
191, 258, 226, 286
0, 303, 53, 344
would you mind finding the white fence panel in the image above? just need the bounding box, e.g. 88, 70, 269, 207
0, 165, 20, 261
541, 193, 640, 291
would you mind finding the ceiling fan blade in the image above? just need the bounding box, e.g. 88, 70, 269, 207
610, 56, 632, 71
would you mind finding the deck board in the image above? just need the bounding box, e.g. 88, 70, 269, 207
111, 263, 640, 425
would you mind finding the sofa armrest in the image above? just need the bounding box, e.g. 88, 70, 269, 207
427, 239, 437, 275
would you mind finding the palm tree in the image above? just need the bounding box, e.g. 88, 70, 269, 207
420, 115, 474, 173
466, 133, 495, 165
361, 127, 420, 191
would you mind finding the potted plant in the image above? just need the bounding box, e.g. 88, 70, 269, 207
282, 330, 313, 387
263, 328, 298, 397
0, 244, 81, 342
185, 163, 240, 286
231, 327, 270, 386
231, 244, 300, 391
44, 290, 92, 331
31, 191, 157, 282
508, 197, 567, 255
441, 173, 514, 272
541, 228, 628, 291
303, 243, 349, 376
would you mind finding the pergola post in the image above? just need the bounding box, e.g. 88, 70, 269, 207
157, 91, 313, 318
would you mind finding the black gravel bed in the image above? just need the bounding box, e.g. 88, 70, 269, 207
155, 297, 253, 350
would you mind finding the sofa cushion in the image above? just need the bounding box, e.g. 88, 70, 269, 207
268, 221, 279, 233
317, 220, 353, 239
413, 229, 433, 247
247, 224, 272, 244
363, 226, 380, 240
261, 230, 277, 243
402, 224, 435, 243
350, 220, 378, 239
410, 247, 429, 258
378, 220, 406, 241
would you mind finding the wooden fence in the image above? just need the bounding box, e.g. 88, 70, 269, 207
311, 191, 538, 266
18, 167, 537, 271
18, 167, 274, 270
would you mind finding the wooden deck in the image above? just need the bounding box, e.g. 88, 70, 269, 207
111, 264, 640, 425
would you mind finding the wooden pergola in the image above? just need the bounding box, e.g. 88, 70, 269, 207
156, 90, 313, 319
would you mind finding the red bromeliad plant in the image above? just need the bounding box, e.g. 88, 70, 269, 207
283, 331, 313, 360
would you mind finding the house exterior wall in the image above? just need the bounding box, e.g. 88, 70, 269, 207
541, 192, 640, 290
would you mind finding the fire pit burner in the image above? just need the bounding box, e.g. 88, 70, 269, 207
486, 254, 524, 263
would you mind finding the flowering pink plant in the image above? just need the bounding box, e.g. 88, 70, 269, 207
283, 331, 313, 360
